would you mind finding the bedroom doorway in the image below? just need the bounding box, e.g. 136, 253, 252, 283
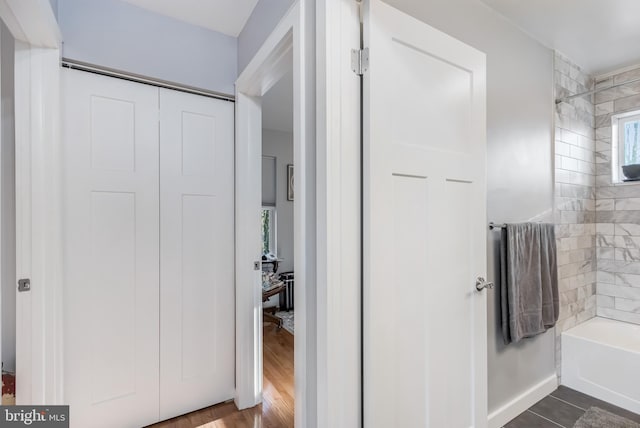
234, 4, 311, 427
260, 68, 295, 426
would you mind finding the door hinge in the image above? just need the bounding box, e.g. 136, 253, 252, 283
18, 278, 30, 292
351, 48, 369, 76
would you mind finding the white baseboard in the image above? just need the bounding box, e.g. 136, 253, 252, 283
488, 374, 558, 428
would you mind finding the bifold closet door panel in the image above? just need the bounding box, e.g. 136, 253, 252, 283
62, 69, 160, 428
159, 88, 235, 419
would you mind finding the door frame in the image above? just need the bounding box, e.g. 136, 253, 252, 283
236, 1, 362, 427
315, 0, 362, 426
234, 1, 301, 414
0, 0, 63, 405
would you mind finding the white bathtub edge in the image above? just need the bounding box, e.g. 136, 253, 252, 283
488, 374, 558, 428
561, 319, 640, 415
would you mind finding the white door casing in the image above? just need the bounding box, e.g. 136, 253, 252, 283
363, 1, 488, 427
315, 0, 362, 426
5, 0, 63, 404
235, 2, 299, 413
159, 88, 235, 418
62, 69, 160, 428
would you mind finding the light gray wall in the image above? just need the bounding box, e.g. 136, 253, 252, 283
1, 22, 15, 372
237, 0, 294, 74
57, 0, 237, 95
384, 0, 556, 413
262, 129, 294, 274
49, 0, 58, 18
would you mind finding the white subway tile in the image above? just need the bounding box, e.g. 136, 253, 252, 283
596, 199, 615, 211
615, 273, 640, 288
595, 101, 614, 116
598, 283, 640, 300
597, 307, 640, 324
555, 141, 571, 157
597, 270, 616, 284
615, 297, 640, 313
596, 223, 615, 235
615, 224, 640, 236
597, 295, 615, 308
615, 198, 640, 211
562, 129, 579, 145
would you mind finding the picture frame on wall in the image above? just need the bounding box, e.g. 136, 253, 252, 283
287, 164, 294, 201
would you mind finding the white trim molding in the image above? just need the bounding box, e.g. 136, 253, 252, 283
235, 3, 320, 428
315, 0, 361, 427
0, 0, 60, 47
0, 0, 63, 405
488, 374, 558, 428
234, 89, 264, 411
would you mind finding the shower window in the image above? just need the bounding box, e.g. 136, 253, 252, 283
612, 110, 640, 183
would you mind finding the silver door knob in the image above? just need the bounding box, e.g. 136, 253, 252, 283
476, 277, 494, 291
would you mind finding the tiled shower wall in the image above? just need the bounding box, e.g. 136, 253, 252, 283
594, 65, 640, 325
553, 52, 597, 372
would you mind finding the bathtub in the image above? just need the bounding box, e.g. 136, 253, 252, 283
562, 317, 640, 414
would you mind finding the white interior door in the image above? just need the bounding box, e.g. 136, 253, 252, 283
62, 69, 160, 428
363, 1, 488, 427
159, 88, 235, 418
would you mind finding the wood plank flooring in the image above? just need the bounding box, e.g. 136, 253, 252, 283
149, 325, 294, 428
505, 386, 640, 427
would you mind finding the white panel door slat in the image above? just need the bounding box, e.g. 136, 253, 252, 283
159, 88, 235, 419
62, 68, 160, 428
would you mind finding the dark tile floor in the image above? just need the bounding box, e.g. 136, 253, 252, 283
505, 386, 640, 427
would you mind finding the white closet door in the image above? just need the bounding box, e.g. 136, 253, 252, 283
62, 69, 160, 428
159, 88, 235, 418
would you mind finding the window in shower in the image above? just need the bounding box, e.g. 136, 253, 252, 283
612, 110, 640, 183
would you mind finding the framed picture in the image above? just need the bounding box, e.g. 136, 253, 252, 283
287, 164, 294, 201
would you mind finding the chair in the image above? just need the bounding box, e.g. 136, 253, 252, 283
263, 283, 286, 328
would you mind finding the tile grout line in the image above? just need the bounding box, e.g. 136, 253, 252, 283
527, 410, 570, 428
549, 394, 588, 412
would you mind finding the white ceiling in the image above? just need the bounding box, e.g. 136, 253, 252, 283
262, 72, 293, 133
119, 0, 258, 37
481, 0, 640, 75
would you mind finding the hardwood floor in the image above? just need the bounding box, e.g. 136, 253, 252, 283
149, 325, 294, 428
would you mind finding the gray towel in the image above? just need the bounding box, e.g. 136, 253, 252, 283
500, 223, 559, 344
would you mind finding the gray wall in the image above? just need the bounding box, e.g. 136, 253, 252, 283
57, 0, 237, 95
237, 0, 294, 75
1, 22, 15, 372
262, 130, 294, 274
49, 0, 58, 18
384, 0, 556, 413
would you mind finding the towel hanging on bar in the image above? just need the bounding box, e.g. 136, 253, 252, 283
500, 223, 559, 344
